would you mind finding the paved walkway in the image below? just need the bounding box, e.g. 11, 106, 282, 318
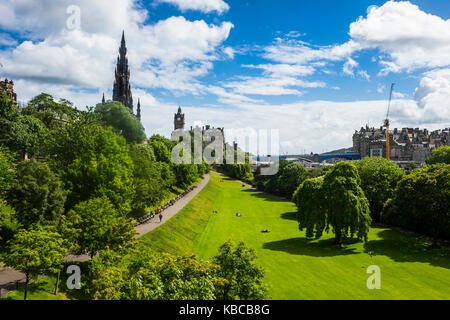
0, 174, 210, 297
135, 174, 210, 237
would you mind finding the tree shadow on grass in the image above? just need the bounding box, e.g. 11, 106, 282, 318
241, 189, 290, 203
263, 237, 359, 257
280, 211, 298, 221
364, 227, 450, 269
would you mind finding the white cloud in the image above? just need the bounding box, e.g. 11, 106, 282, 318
377, 84, 386, 93
343, 57, 358, 76
0, 2, 233, 96
412, 68, 450, 122
349, 1, 450, 73
263, 1, 450, 76
243, 64, 315, 77
158, 0, 230, 14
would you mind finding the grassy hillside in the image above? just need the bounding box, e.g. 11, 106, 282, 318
142, 172, 450, 299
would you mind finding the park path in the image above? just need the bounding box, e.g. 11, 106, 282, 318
0, 174, 210, 298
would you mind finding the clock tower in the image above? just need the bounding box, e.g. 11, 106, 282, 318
174, 106, 185, 130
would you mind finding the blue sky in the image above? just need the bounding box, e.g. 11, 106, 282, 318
0, 0, 449, 153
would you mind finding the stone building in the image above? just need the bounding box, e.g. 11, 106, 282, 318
353, 125, 450, 163
174, 106, 185, 130
0, 78, 17, 104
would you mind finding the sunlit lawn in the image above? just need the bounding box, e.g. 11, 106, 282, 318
141, 171, 450, 299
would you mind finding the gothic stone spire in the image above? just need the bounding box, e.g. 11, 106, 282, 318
113, 31, 133, 111
137, 98, 141, 122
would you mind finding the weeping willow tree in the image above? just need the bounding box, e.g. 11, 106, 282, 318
294, 162, 371, 246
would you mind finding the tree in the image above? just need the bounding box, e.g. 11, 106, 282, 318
6, 160, 66, 228
88, 249, 220, 300
95, 101, 146, 144
173, 164, 199, 189
0, 204, 21, 253
149, 138, 172, 163
322, 162, 372, 245
277, 162, 308, 199
212, 240, 268, 300
59, 197, 137, 258
426, 146, 450, 165
129, 144, 174, 217
263, 159, 290, 195
0, 146, 15, 196
355, 157, 404, 221
1, 91, 49, 159
382, 164, 450, 245
22, 93, 79, 129
3, 227, 68, 300
52, 121, 135, 214
293, 177, 326, 239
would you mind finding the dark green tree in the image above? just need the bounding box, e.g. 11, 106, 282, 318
212, 240, 268, 300
293, 177, 326, 239
51, 121, 134, 214
382, 164, 450, 245
322, 162, 372, 245
95, 101, 146, 144
277, 162, 308, 199
6, 160, 66, 228
129, 144, 174, 217
59, 197, 137, 258
173, 164, 198, 189
355, 157, 404, 221
0, 146, 15, 196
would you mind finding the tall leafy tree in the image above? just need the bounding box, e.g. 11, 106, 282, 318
294, 177, 326, 239
149, 138, 172, 164
355, 157, 404, 221
3, 227, 68, 300
277, 162, 308, 199
6, 160, 66, 228
22, 93, 79, 129
129, 144, 174, 217
0, 146, 15, 196
322, 162, 372, 245
95, 101, 146, 144
382, 164, 450, 245
426, 146, 450, 165
59, 197, 137, 258
0, 92, 49, 159
88, 249, 219, 300
212, 240, 268, 300
51, 119, 134, 214
174, 164, 198, 189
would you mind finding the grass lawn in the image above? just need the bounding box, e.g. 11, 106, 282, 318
141, 171, 450, 300
1, 276, 68, 300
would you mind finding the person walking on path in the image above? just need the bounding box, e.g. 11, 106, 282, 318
159, 213, 163, 223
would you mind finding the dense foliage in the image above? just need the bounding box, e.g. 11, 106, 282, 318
425, 145, 450, 165
6, 160, 66, 228
59, 197, 137, 258
294, 162, 372, 245
95, 101, 146, 144
2, 227, 69, 299
382, 164, 450, 244
253, 159, 308, 199
355, 157, 404, 221
212, 240, 268, 300
86, 241, 267, 300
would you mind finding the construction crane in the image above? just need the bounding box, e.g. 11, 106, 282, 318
384, 83, 395, 160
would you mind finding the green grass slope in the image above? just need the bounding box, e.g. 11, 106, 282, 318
142, 172, 450, 300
